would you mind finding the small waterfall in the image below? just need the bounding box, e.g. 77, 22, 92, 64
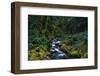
49, 37, 69, 59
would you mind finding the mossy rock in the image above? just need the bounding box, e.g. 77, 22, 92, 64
60, 43, 72, 53
28, 45, 48, 60
28, 48, 39, 60
70, 50, 81, 58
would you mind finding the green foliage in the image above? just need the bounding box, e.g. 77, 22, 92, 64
28, 15, 88, 60
60, 32, 88, 58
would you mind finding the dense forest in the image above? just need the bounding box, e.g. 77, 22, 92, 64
28, 15, 88, 60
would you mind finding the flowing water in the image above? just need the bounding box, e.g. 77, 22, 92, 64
49, 37, 69, 59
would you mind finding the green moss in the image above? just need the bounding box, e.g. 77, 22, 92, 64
28, 45, 48, 60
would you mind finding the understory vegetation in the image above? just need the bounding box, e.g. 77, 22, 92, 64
28, 15, 88, 60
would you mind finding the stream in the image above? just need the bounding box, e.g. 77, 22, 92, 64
49, 37, 69, 59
